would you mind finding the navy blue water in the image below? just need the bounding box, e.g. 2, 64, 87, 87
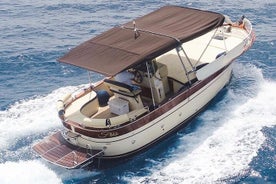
0, 0, 275, 183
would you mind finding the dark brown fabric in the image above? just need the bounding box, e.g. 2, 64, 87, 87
58, 6, 225, 76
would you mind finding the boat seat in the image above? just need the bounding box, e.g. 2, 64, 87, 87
80, 92, 99, 117
156, 62, 169, 94
104, 79, 144, 110
104, 79, 141, 96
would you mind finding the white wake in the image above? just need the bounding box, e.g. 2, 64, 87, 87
0, 85, 85, 184
127, 64, 276, 183
0, 160, 62, 184
0, 86, 82, 149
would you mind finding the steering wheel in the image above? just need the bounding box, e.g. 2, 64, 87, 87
133, 70, 143, 83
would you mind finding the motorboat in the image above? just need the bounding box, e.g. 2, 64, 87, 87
33, 6, 255, 169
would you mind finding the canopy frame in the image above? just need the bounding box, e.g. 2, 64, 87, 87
58, 6, 225, 76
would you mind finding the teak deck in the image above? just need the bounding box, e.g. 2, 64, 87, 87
32, 131, 103, 169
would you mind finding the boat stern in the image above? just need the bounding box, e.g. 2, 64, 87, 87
32, 131, 104, 169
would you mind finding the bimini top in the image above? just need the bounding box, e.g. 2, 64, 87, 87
58, 6, 225, 76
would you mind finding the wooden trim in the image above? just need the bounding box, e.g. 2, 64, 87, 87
167, 76, 186, 85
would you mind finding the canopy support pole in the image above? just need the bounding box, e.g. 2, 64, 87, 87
146, 61, 156, 107
175, 47, 192, 86
222, 29, 228, 51
178, 45, 194, 71
88, 71, 93, 87
195, 28, 218, 67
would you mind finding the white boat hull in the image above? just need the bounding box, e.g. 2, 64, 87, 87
64, 63, 233, 158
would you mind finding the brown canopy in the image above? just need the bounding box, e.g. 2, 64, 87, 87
58, 6, 224, 76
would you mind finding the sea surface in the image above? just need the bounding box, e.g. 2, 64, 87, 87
0, 0, 275, 183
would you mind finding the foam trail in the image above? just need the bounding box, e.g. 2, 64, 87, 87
127, 64, 276, 183
0, 85, 80, 150
0, 85, 96, 183
0, 160, 62, 184
57, 167, 100, 183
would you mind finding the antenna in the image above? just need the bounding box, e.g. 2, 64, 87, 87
133, 21, 140, 39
